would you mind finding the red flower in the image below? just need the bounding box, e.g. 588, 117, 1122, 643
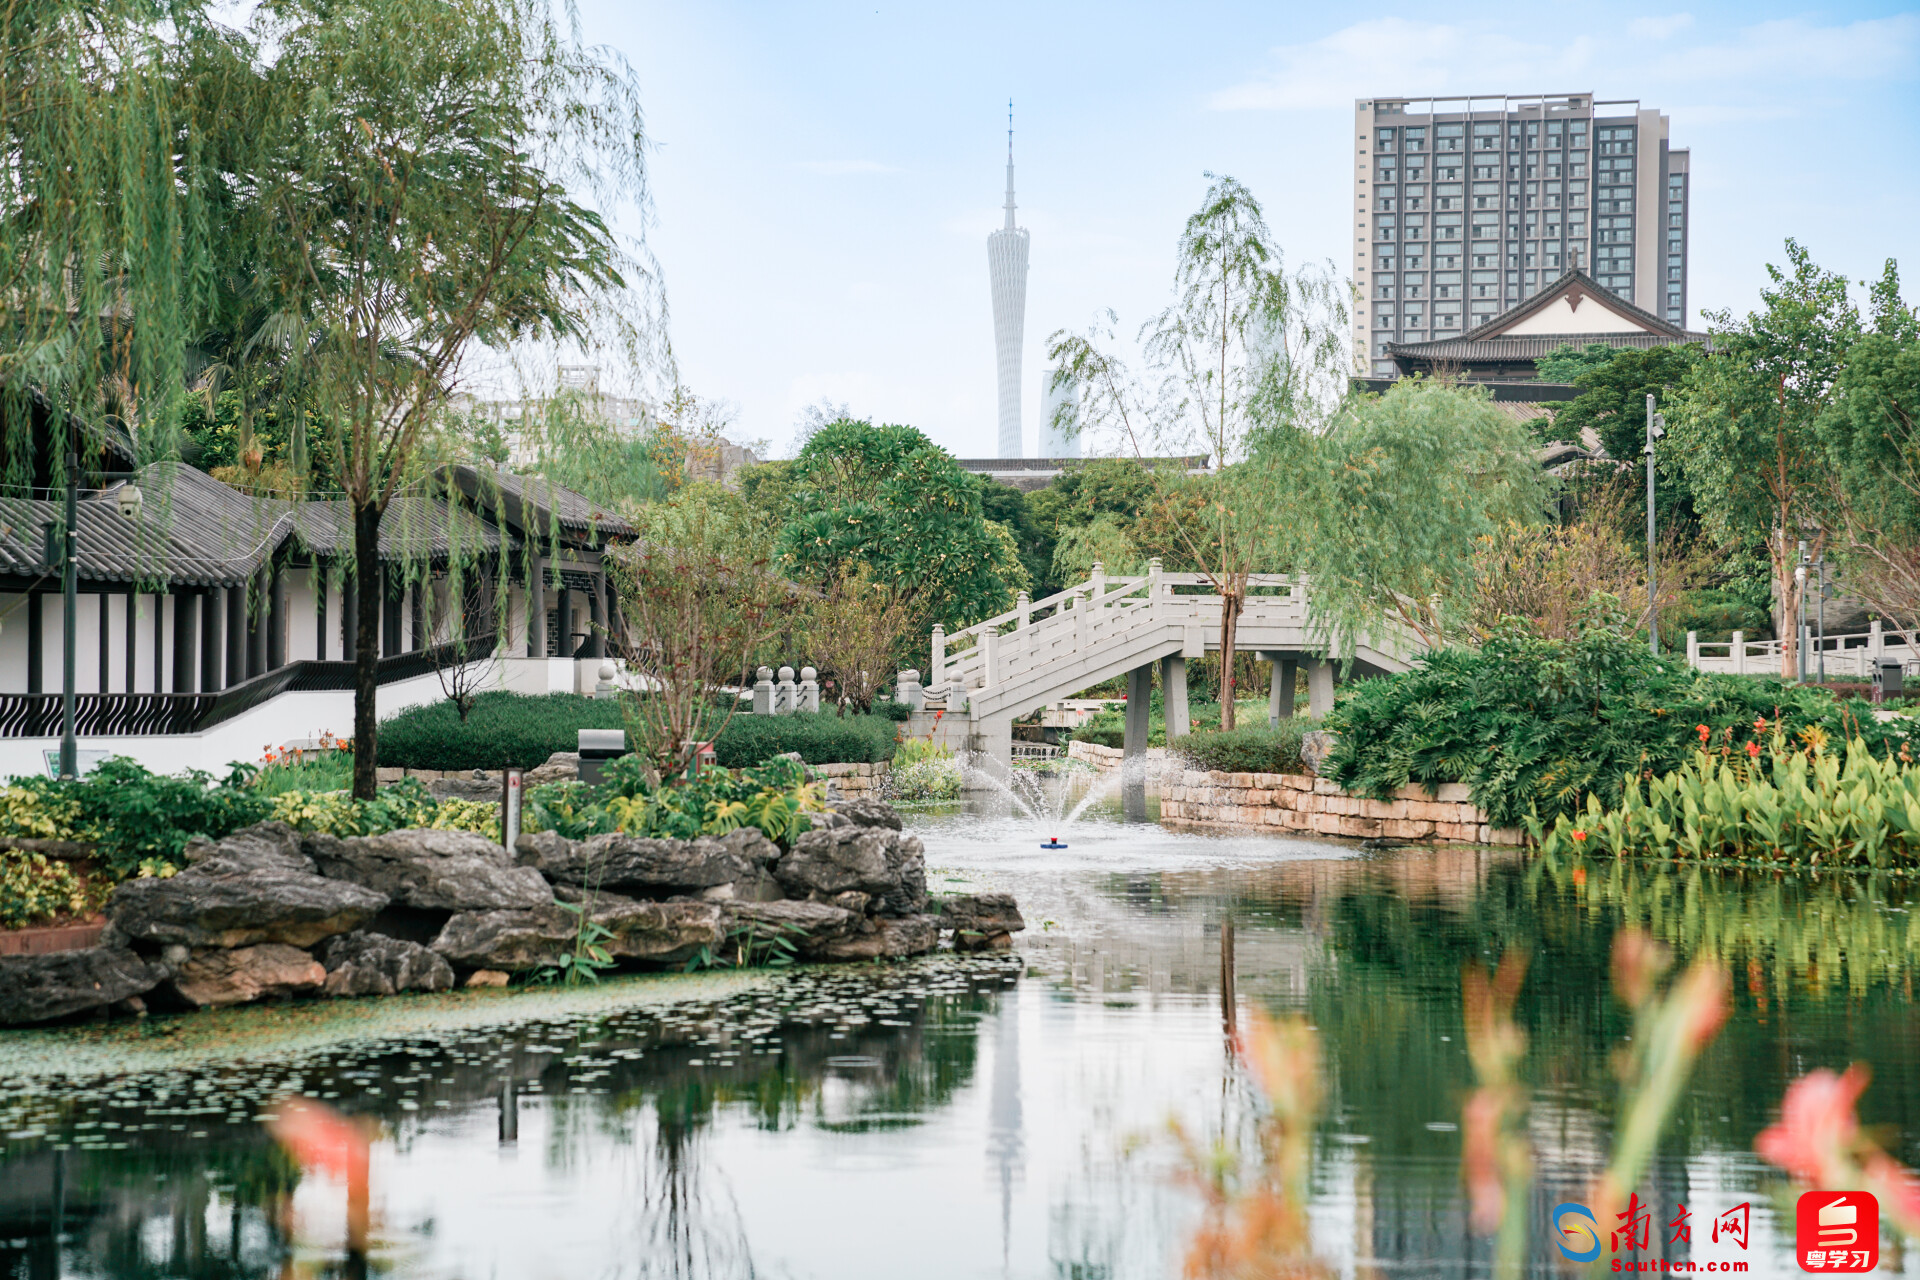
1696, 724, 1711, 744
1746, 741, 1761, 759
1754, 717, 1768, 734
1572, 830, 1588, 843
1755, 1065, 1868, 1186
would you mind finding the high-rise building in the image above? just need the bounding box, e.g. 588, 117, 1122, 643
1352, 93, 1690, 378
987, 111, 1030, 458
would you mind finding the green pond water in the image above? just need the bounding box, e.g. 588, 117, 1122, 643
3, 787, 1919, 1278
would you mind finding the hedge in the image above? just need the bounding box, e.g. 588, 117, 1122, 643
377, 691, 624, 771
711, 712, 898, 767
1173, 720, 1316, 775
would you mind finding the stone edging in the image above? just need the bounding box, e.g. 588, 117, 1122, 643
1160, 769, 1524, 845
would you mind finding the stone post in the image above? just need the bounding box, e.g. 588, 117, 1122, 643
1731, 629, 1745, 675
1148, 556, 1162, 611
1015, 591, 1030, 631
930, 624, 946, 688
775, 665, 796, 715
752, 666, 775, 715
896, 668, 922, 711
1161, 654, 1190, 740
1090, 561, 1106, 606
1686, 630, 1699, 668
980, 626, 997, 689
1267, 653, 1297, 722
1124, 663, 1153, 759
1307, 659, 1335, 718
799, 666, 820, 713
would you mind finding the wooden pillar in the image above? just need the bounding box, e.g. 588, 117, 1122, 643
267, 561, 287, 670
381, 566, 402, 658
409, 579, 425, 652
587, 574, 607, 659
247, 569, 266, 679
201, 591, 220, 691
98, 591, 112, 693
225, 585, 245, 685
315, 564, 328, 662
172, 591, 197, 693
557, 584, 575, 658
341, 572, 358, 661
527, 572, 546, 658
27, 592, 43, 694
152, 593, 165, 692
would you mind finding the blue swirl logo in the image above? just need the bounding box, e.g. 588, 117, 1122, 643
1553, 1203, 1601, 1262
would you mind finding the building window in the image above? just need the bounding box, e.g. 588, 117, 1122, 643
1404, 127, 1427, 151
1376, 128, 1397, 150
1376, 281, 1394, 297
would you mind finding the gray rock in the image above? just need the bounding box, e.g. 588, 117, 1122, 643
305, 828, 553, 912
525, 752, 580, 785
431, 899, 724, 970
428, 776, 505, 803
317, 931, 455, 998
523, 829, 769, 897
109, 824, 387, 949
937, 892, 1026, 951
812, 914, 940, 962
1300, 730, 1338, 777
827, 797, 903, 831
168, 943, 327, 1008
723, 899, 858, 957
0, 947, 164, 1024
774, 824, 927, 916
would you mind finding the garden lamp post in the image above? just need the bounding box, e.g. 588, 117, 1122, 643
1644, 394, 1666, 655
1795, 542, 1809, 684
56, 446, 141, 780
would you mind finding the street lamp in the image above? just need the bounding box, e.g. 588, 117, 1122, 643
55, 458, 142, 781
1644, 393, 1666, 656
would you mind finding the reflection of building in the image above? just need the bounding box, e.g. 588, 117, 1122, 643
987, 115, 1031, 459
1353, 93, 1690, 378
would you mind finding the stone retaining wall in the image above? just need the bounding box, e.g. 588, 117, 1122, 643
815, 761, 890, 798
1161, 770, 1523, 845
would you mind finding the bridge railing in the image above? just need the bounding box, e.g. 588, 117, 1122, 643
1686, 621, 1918, 678
927, 561, 1316, 697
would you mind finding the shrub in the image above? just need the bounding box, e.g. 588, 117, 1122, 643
1175, 720, 1317, 775
377, 691, 624, 771
270, 779, 499, 839
252, 748, 355, 796
1071, 710, 1124, 749
524, 758, 825, 844
890, 738, 961, 802
1324, 621, 1912, 827
4, 758, 273, 878
710, 711, 897, 767
0, 851, 94, 928
1535, 737, 1920, 867
872, 699, 914, 722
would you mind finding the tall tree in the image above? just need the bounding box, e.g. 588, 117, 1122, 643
240, 0, 657, 797
1047, 175, 1346, 727
1671, 240, 1860, 676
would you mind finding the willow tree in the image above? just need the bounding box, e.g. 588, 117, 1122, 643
1047, 174, 1345, 727
237, 0, 655, 797
0, 1, 216, 488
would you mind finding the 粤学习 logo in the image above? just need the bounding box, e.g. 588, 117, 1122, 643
1796, 1191, 1877, 1272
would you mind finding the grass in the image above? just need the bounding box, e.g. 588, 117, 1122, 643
252, 749, 356, 795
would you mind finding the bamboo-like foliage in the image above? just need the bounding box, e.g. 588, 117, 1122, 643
1535, 735, 1920, 868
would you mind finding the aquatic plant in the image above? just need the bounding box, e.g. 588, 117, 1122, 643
1534, 736, 1920, 867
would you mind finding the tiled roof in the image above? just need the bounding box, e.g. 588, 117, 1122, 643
442, 465, 635, 541
1388, 330, 1711, 361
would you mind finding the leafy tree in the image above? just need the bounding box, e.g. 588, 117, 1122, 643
1051, 513, 1143, 582
776, 419, 1027, 633
804, 564, 915, 714
1534, 342, 1620, 383
1307, 380, 1554, 651
236, 0, 656, 797
1818, 260, 1920, 637
1670, 240, 1860, 677
976, 478, 1056, 596
1048, 175, 1346, 727
1540, 344, 1708, 541
1026, 456, 1162, 540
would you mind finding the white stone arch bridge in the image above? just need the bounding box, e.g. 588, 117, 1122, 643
905, 560, 1427, 768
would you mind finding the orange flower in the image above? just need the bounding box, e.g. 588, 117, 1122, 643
1696, 724, 1711, 744
1572, 867, 1587, 886
1754, 716, 1768, 733
1571, 830, 1587, 843
1746, 741, 1761, 758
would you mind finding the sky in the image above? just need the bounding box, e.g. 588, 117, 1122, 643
577, 1, 1920, 459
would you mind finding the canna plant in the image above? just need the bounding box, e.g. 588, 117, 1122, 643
1533, 735, 1920, 868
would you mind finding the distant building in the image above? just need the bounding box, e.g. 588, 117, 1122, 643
1353, 93, 1690, 379
1041, 368, 1079, 459
987, 111, 1030, 459
955, 455, 1211, 494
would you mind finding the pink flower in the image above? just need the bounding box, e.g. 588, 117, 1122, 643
1756, 1065, 1868, 1186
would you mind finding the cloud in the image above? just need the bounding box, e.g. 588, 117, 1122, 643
1209, 19, 1593, 111
1627, 13, 1693, 41
791, 160, 904, 176
1650, 15, 1919, 82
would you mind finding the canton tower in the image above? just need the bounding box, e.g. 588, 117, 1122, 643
987, 104, 1029, 458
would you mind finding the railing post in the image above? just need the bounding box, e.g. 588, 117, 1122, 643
1731, 630, 1745, 675
981, 626, 997, 689
1148, 557, 1162, 613
1090, 561, 1106, 607
930, 624, 946, 686
1686, 630, 1698, 668
1015, 591, 1030, 632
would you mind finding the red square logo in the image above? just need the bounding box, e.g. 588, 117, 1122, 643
1796, 1191, 1878, 1272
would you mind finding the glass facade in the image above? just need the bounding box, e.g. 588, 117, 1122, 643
1355, 95, 1689, 377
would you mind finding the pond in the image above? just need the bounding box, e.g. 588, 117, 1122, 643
3, 784, 1918, 1278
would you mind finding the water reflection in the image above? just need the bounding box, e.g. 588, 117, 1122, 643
3, 816, 1918, 1278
